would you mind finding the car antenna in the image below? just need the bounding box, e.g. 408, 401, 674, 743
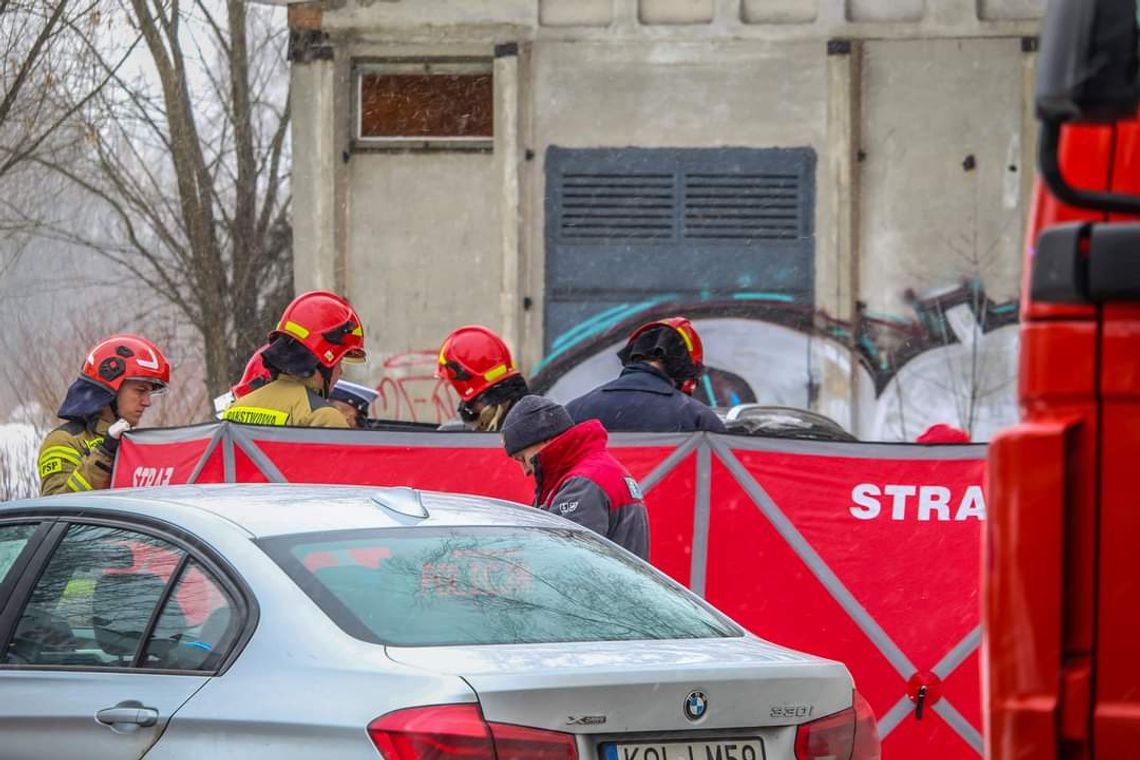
371, 488, 429, 520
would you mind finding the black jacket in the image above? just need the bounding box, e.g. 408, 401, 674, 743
565, 363, 726, 433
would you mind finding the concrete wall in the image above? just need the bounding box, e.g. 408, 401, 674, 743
290, 0, 1041, 440
345, 153, 502, 353
858, 37, 1028, 316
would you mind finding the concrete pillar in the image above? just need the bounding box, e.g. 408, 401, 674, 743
495, 44, 523, 362
517, 45, 543, 376
1017, 38, 1037, 258
613, 0, 640, 29
289, 8, 339, 294
815, 38, 862, 432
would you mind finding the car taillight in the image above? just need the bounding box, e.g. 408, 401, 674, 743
368, 704, 579, 760
793, 690, 880, 760
850, 691, 880, 760
489, 720, 578, 760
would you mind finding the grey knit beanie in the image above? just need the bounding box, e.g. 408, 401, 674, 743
501, 395, 574, 455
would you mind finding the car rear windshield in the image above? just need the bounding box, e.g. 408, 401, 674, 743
259, 527, 740, 647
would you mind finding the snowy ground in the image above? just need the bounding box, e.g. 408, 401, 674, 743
0, 420, 41, 501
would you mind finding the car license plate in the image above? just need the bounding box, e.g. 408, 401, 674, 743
601, 739, 764, 760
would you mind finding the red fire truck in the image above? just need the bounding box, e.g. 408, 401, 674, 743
985, 0, 1140, 757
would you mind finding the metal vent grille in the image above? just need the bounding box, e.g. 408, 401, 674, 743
544, 146, 817, 354
559, 173, 675, 240
682, 172, 802, 240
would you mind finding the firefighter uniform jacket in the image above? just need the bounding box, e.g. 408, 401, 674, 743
222, 374, 348, 428
37, 418, 114, 496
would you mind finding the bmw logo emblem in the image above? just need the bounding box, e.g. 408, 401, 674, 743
684, 690, 708, 721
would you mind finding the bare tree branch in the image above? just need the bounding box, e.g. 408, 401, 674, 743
0, 33, 142, 177
14, 0, 293, 404
0, 1, 69, 129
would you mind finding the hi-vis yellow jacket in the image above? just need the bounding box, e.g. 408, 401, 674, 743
38, 418, 114, 496
222, 373, 348, 428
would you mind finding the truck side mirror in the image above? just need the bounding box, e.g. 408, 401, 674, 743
1036, 0, 1139, 124
1036, 0, 1140, 214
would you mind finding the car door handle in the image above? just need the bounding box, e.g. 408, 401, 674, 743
96, 703, 159, 727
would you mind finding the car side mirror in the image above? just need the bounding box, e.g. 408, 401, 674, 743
1036, 0, 1140, 124
1036, 0, 1140, 214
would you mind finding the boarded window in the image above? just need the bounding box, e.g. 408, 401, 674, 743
357, 63, 493, 147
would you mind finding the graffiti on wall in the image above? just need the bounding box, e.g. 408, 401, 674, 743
527, 279, 1019, 442
373, 350, 459, 426
366, 280, 1019, 441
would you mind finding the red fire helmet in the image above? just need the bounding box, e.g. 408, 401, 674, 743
915, 424, 971, 444
623, 316, 705, 394
435, 325, 520, 400
625, 316, 705, 370
271, 291, 366, 369
81, 334, 170, 393
232, 344, 272, 398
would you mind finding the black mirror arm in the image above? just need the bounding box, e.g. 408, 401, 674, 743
1039, 119, 1140, 216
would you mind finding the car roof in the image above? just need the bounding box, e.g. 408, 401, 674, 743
0, 484, 566, 538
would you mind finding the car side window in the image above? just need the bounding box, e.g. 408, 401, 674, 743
141, 559, 238, 671
0, 524, 38, 586
4, 524, 184, 668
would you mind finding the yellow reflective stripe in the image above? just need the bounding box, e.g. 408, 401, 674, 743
66, 470, 94, 492
666, 322, 694, 352
222, 406, 290, 426
483, 363, 508, 383
283, 320, 310, 339
39, 446, 81, 466
351, 324, 363, 336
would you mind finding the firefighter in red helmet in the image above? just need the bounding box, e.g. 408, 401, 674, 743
38, 334, 171, 495
223, 291, 366, 428
232, 344, 272, 400
435, 325, 530, 432
566, 316, 726, 432
212, 343, 272, 417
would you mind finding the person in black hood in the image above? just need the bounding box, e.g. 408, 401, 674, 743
565, 317, 726, 433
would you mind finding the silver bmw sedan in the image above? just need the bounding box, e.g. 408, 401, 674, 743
0, 484, 879, 760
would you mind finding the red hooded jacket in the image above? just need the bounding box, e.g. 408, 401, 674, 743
533, 420, 649, 559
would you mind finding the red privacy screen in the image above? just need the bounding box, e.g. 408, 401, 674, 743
115, 423, 985, 758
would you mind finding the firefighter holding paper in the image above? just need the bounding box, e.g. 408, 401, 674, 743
223, 291, 366, 428
38, 334, 171, 496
